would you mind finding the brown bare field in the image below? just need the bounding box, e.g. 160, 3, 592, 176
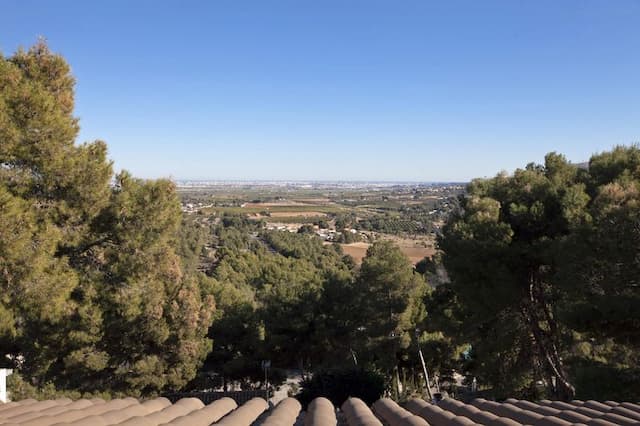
399, 246, 436, 264
338, 242, 370, 263
269, 211, 327, 217
333, 241, 435, 265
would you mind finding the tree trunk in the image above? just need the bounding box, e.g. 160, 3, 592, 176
522, 273, 575, 400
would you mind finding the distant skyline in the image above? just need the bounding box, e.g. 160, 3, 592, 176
2, 0, 640, 181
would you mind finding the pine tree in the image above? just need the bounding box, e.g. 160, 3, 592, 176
0, 41, 214, 396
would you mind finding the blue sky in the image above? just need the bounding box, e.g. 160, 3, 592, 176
2, 0, 639, 181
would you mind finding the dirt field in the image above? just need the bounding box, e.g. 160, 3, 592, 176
398, 246, 436, 264
335, 241, 435, 265
338, 242, 370, 263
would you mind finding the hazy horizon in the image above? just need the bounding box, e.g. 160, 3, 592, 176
174, 178, 467, 184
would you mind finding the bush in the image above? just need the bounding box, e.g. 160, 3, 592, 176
295, 367, 385, 409
7, 373, 116, 400
570, 359, 640, 401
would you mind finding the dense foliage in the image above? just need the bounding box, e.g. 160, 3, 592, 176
198, 218, 430, 394
356, 198, 459, 236
358, 214, 433, 235
435, 148, 640, 400
0, 42, 215, 396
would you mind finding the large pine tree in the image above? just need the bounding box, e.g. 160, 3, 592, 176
439, 148, 640, 400
0, 41, 215, 396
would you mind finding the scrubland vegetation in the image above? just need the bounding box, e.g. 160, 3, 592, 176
2, 42, 639, 402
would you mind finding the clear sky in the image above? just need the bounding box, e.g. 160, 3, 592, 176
2, 0, 639, 181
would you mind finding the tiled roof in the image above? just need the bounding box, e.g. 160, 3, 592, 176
2, 395, 639, 426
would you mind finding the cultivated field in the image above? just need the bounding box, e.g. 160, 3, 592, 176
336, 241, 435, 265
180, 182, 462, 264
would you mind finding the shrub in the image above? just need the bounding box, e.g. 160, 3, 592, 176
295, 367, 385, 409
